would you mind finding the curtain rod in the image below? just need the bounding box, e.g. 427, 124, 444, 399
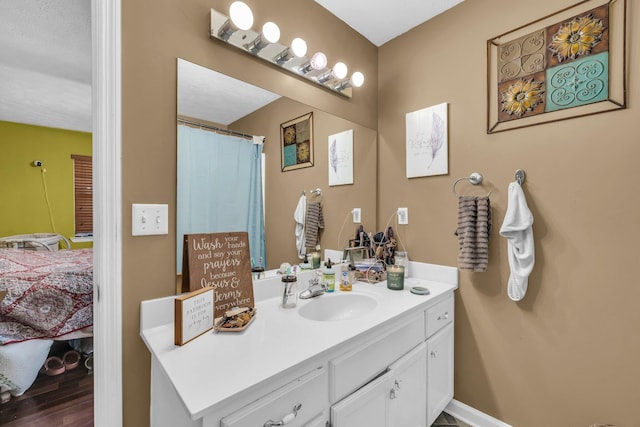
177, 118, 254, 141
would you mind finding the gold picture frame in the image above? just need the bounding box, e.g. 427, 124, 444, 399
487, 0, 626, 133
281, 112, 314, 171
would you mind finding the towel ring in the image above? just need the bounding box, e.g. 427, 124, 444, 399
453, 172, 491, 197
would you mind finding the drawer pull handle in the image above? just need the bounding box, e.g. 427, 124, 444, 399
437, 312, 449, 321
264, 403, 302, 426
431, 350, 438, 359
389, 389, 397, 400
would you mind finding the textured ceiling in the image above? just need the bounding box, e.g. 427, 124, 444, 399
0, 0, 462, 133
178, 59, 280, 126
314, 0, 464, 46
0, 0, 92, 133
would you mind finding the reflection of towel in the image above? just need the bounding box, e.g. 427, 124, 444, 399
294, 193, 306, 259
304, 202, 324, 249
499, 182, 534, 301
455, 196, 492, 272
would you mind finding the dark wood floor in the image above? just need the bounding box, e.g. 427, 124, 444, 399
0, 342, 93, 427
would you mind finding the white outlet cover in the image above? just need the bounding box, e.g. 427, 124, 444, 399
132, 204, 169, 236
398, 207, 408, 225
352, 208, 361, 223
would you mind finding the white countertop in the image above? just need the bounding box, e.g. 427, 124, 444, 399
140, 262, 458, 420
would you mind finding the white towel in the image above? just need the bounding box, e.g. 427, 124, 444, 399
294, 193, 307, 259
499, 182, 534, 301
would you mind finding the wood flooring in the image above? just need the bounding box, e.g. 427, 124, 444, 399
0, 342, 93, 427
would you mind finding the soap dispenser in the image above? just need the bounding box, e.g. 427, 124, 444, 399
322, 259, 335, 292
300, 253, 311, 270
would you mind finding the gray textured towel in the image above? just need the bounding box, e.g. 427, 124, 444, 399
304, 201, 324, 249
455, 195, 491, 272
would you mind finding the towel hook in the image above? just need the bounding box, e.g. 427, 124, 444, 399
515, 169, 526, 185
453, 172, 491, 197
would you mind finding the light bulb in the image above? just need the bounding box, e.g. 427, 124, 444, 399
262, 22, 280, 44
229, 1, 253, 31
351, 71, 365, 88
332, 62, 348, 80
291, 38, 307, 57
310, 52, 328, 70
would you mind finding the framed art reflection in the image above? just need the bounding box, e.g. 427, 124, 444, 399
281, 112, 314, 171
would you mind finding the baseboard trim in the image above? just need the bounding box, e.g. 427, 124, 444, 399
445, 399, 513, 427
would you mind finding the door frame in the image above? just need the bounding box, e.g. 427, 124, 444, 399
93, 0, 123, 425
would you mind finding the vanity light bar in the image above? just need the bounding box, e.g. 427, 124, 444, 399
209, 3, 364, 98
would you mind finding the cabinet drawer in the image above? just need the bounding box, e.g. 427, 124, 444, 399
329, 312, 424, 403
220, 367, 327, 427
426, 295, 453, 338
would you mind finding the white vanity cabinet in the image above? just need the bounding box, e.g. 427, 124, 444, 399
141, 262, 458, 427
331, 294, 454, 427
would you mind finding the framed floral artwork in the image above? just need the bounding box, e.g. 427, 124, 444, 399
281, 112, 314, 171
487, 0, 626, 133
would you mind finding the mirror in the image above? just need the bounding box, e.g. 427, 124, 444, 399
177, 58, 377, 284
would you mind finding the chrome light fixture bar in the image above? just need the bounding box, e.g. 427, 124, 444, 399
210, 3, 364, 98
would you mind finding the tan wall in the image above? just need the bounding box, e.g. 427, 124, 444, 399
232, 97, 377, 269
121, 0, 377, 425
378, 1, 640, 426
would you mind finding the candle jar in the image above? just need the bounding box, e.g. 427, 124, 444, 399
311, 252, 321, 269
281, 275, 298, 308
386, 265, 405, 290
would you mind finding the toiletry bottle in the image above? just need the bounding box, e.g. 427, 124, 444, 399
281, 274, 297, 308
395, 251, 409, 278
322, 259, 335, 292
300, 254, 311, 270
348, 263, 357, 286
340, 264, 352, 291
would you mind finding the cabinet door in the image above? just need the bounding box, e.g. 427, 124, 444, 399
330, 370, 393, 427
388, 342, 427, 427
427, 323, 454, 426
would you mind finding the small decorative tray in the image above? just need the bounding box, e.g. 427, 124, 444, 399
214, 306, 257, 332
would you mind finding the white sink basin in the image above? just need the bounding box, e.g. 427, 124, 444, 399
298, 293, 378, 321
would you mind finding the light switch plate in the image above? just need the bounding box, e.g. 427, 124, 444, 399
397, 207, 408, 225
132, 204, 169, 236
352, 208, 361, 223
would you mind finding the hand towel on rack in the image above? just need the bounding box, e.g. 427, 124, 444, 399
294, 193, 307, 259
499, 182, 534, 301
304, 201, 324, 249
455, 195, 491, 272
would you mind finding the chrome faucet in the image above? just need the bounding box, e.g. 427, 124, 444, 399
299, 277, 327, 299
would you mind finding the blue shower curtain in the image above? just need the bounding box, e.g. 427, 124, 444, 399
177, 125, 265, 273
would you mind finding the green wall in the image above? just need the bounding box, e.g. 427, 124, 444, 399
0, 121, 92, 249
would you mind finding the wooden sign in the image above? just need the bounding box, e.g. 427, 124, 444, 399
174, 287, 214, 346
182, 232, 255, 318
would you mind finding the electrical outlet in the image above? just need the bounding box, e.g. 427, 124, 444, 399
397, 207, 408, 225
352, 208, 361, 223
132, 204, 169, 236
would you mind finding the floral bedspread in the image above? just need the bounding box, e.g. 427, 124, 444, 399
0, 248, 93, 345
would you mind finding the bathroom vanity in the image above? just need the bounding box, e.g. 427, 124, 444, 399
141, 262, 457, 427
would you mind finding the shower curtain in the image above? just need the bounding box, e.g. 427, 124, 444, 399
177, 125, 266, 273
